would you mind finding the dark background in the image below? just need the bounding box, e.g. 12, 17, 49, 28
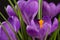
0, 0, 60, 22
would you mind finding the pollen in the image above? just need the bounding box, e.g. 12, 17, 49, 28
39, 19, 44, 28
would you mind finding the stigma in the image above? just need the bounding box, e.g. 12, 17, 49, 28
39, 19, 44, 28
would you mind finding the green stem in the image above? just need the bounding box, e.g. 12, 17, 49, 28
17, 7, 28, 40
44, 27, 50, 40
28, 36, 32, 40
58, 15, 60, 22
18, 31, 24, 40
49, 25, 59, 40
44, 31, 48, 40
58, 32, 60, 40
8, 0, 14, 8
53, 15, 60, 40
54, 29, 59, 40
13, 0, 28, 40
38, 0, 42, 19
58, 15, 60, 40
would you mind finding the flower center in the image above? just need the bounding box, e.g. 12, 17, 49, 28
39, 19, 44, 28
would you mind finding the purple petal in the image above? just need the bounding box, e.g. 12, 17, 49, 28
57, 4, 60, 13
26, 20, 40, 38
27, 25, 39, 38
42, 1, 51, 18
17, 1, 30, 24
50, 18, 58, 33
0, 22, 17, 40
17, 1, 38, 24
6, 5, 16, 16
8, 16, 20, 32
24, 1, 38, 19
42, 16, 51, 24
49, 3, 58, 18
0, 25, 8, 40
0, 26, 8, 40
43, 1, 58, 18
38, 22, 51, 39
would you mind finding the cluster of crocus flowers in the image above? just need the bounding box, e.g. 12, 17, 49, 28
0, 0, 60, 40
0, 5, 20, 40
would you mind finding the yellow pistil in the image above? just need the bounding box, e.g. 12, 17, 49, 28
39, 19, 44, 28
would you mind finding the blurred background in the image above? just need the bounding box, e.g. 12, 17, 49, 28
0, 0, 60, 22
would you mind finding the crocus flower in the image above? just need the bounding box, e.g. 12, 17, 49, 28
26, 17, 58, 40
6, 5, 20, 32
26, 1, 59, 40
0, 16, 20, 40
42, 1, 58, 19
0, 3, 20, 40
17, 0, 38, 24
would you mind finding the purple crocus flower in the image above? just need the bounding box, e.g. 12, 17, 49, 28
17, 0, 38, 24
0, 4, 20, 40
26, 17, 58, 40
42, 1, 58, 19
6, 5, 20, 32
26, 1, 59, 40
0, 21, 17, 40
0, 16, 20, 40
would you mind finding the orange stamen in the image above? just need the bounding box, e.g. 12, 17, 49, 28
39, 19, 44, 28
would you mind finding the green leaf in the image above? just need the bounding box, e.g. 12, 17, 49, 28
18, 31, 24, 40
44, 27, 50, 40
